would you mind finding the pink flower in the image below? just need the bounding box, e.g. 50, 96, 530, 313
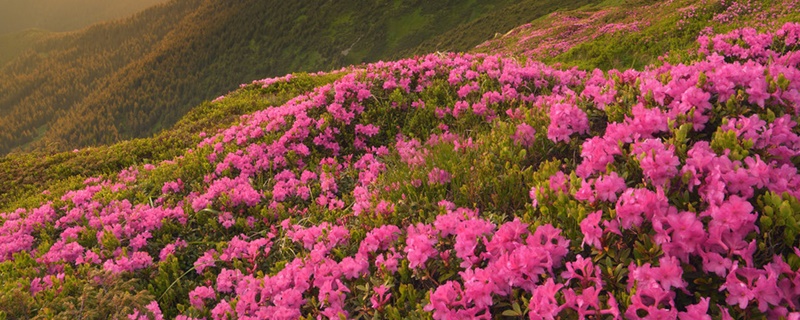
355, 123, 380, 137
574, 179, 595, 202
547, 102, 589, 143
513, 123, 536, 147
580, 211, 603, 249
158, 245, 177, 261
428, 167, 452, 185
528, 278, 564, 319
633, 139, 680, 186
549, 171, 569, 194
161, 179, 183, 194
577, 137, 621, 177
747, 78, 770, 107
189, 285, 216, 310
563, 286, 601, 319
460, 268, 497, 309
529, 186, 539, 207
210, 300, 232, 320
699, 250, 733, 277
678, 297, 711, 320
359, 225, 401, 254
720, 264, 754, 309
594, 172, 626, 202
425, 281, 464, 319
654, 256, 687, 290
371, 285, 392, 309
216, 268, 243, 293
662, 211, 705, 262
562, 255, 602, 288
218, 211, 235, 229
485, 218, 529, 258
396, 137, 428, 168
404, 223, 438, 269
340, 255, 369, 279
375, 249, 401, 273
453, 218, 496, 268
129, 301, 164, 320
194, 250, 217, 274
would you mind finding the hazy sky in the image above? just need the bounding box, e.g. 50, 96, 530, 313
0, 0, 170, 35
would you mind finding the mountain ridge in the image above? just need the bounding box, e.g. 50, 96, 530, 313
0, 0, 170, 35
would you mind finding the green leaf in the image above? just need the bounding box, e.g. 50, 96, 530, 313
502, 309, 522, 317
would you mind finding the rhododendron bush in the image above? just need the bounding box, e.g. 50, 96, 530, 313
3, 23, 800, 319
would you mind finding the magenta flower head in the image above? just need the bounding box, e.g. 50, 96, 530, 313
547, 102, 589, 143
580, 211, 604, 249
513, 123, 537, 147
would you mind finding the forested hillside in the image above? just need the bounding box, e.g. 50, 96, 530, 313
0, 0, 589, 155
0, 29, 51, 66
0, 0, 204, 153
0, 0, 169, 34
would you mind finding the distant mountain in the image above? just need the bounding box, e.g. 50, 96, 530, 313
0, 0, 203, 153
0, 28, 50, 66
0, 0, 169, 35
0, 0, 593, 155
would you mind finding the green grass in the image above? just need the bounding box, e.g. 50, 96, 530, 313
401, 0, 597, 57
386, 8, 431, 50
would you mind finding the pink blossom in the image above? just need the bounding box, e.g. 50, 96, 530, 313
594, 172, 626, 202
194, 250, 217, 274
428, 167, 452, 185
211, 300, 233, 320
547, 102, 589, 143
189, 285, 216, 310
404, 223, 438, 269
371, 285, 392, 309
580, 211, 603, 249
633, 139, 680, 186
512, 123, 537, 147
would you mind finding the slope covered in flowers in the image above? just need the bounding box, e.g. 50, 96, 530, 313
475, 0, 800, 70
2, 21, 800, 320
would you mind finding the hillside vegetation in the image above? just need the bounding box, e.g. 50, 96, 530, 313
2, 0, 800, 319
0, 0, 204, 154
0, 29, 51, 66
0, 0, 589, 156
475, 0, 800, 70
0, 0, 169, 35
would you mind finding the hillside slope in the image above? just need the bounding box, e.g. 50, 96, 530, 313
0, 0, 591, 155
1, 0, 800, 314
474, 0, 800, 70
0, 4, 800, 319
0, 28, 51, 66
0, 0, 169, 35
0, 0, 203, 153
